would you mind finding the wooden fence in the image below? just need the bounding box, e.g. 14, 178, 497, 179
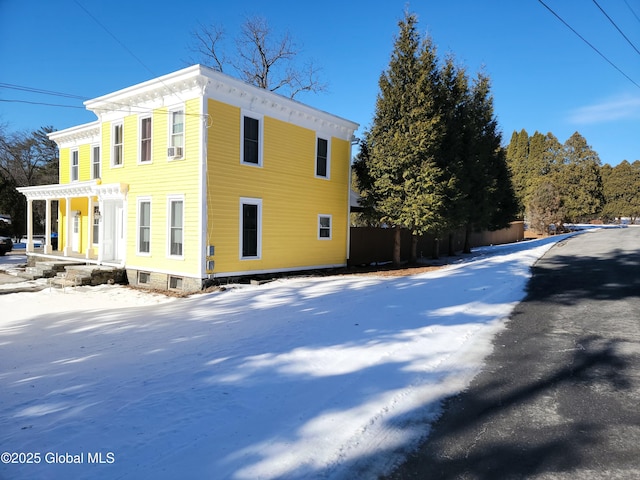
349, 221, 525, 265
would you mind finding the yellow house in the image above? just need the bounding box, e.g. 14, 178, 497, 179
18, 65, 359, 291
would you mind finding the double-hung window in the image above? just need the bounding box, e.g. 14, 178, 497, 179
70, 149, 79, 182
112, 122, 123, 166
92, 145, 101, 179
316, 137, 330, 178
169, 110, 184, 158
318, 214, 332, 239
240, 198, 262, 259
138, 199, 151, 254
140, 116, 152, 163
168, 197, 184, 257
241, 114, 262, 166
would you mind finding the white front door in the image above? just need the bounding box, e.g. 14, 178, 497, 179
102, 200, 124, 262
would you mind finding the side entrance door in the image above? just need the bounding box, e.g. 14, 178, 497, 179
102, 200, 124, 263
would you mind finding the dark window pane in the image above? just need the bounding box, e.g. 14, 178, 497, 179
242, 203, 258, 257
243, 117, 259, 164
316, 138, 328, 177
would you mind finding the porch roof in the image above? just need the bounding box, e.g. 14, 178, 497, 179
17, 181, 129, 200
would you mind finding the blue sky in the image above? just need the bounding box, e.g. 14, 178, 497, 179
1, 0, 639, 166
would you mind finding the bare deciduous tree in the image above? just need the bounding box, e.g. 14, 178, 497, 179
189, 16, 327, 99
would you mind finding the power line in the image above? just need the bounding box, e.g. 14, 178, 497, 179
537, 0, 640, 90
593, 0, 640, 58
0, 83, 88, 101
0, 98, 209, 123
72, 0, 187, 106
624, 0, 640, 25
0, 98, 87, 109
72, 0, 158, 81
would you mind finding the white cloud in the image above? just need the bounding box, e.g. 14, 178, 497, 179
568, 94, 640, 124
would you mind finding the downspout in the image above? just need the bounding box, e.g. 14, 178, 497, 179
200, 86, 210, 284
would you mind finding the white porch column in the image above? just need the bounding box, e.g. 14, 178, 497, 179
86, 197, 95, 258
44, 199, 52, 254
26, 199, 34, 253
63, 197, 72, 256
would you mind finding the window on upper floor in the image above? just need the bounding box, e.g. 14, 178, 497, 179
240, 197, 262, 259
92, 145, 101, 179
316, 137, 330, 178
112, 122, 123, 167
140, 116, 152, 163
169, 110, 184, 159
318, 214, 332, 239
70, 149, 79, 182
168, 197, 184, 257
241, 114, 262, 166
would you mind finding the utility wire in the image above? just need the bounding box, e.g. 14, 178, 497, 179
593, 0, 640, 58
72, 0, 188, 109
0, 83, 88, 100
72, 0, 158, 80
537, 0, 640, 90
0, 98, 87, 109
624, 0, 640, 25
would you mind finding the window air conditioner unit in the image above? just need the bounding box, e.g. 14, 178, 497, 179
168, 146, 183, 158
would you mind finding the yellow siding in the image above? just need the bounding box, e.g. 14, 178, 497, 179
58, 198, 66, 249
102, 123, 111, 168
120, 99, 202, 276
56, 198, 91, 254
59, 148, 70, 184
206, 98, 349, 275
79, 144, 91, 181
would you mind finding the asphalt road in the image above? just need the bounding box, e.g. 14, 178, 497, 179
385, 227, 640, 480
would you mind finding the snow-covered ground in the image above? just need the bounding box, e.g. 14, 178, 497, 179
0, 233, 580, 479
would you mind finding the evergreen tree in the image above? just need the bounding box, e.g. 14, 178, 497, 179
351, 137, 380, 226
526, 182, 564, 234
438, 56, 468, 255
601, 160, 640, 223
505, 128, 530, 216
364, 11, 447, 265
458, 73, 517, 252
559, 132, 604, 222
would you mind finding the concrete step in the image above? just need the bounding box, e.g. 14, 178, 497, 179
48, 265, 126, 288
20, 261, 86, 280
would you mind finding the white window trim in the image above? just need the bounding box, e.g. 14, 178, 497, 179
239, 197, 262, 260
91, 144, 101, 179
240, 111, 264, 167
318, 214, 332, 240
167, 195, 185, 259
168, 107, 185, 161
136, 197, 152, 256
315, 136, 331, 179
112, 122, 124, 168
139, 115, 153, 164
70, 148, 79, 182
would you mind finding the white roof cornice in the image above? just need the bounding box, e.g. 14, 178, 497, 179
48, 121, 100, 147
80, 65, 358, 140
84, 65, 209, 117
203, 67, 359, 140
